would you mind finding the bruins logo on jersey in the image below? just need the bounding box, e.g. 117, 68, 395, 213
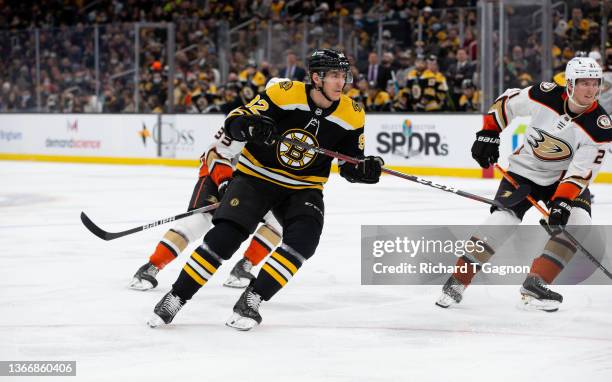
527, 128, 573, 161
352, 100, 362, 112
280, 81, 293, 91
277, 129, 318, 169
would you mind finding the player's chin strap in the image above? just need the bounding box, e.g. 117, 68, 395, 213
494, 164, 612, 280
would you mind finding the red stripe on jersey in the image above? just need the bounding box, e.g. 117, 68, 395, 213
482, 114, 502, 132
210, 162, 233, 186
552, 182, 581, 201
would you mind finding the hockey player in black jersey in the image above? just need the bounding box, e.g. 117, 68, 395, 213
436, 57, 610, 312
148, 49, 384, 330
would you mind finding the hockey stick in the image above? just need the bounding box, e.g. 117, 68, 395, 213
80, 203, 220, 241
277, 135, 511, 211
494, 164, 612, 280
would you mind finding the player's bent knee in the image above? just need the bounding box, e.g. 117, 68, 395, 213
172, 212, 212, 243
203, 219, 249, 260
281, 216, 322, 260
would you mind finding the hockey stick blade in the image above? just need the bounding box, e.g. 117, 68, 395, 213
80, 203, 220, 241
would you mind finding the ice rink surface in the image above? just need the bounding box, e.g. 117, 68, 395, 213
1, 161, 611, 381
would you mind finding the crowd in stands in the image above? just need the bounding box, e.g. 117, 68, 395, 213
0, 0, 610, 113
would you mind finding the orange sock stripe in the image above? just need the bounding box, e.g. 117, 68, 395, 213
149, 242, 177, 269
530, 256, 563, 284
243, 239, 271, 266
452, 257, 478, 287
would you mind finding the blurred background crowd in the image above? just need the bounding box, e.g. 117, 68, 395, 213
0, 0, 610, 113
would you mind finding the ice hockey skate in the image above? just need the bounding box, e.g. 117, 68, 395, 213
223, 258, 255, 288
435, 276, 466, 308
147, 291, 186, 327
129, 262, 159, 291
226, 284, 263, 331
519, 275, 562, 312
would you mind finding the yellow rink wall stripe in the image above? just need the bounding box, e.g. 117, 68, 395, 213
2, 153, 612, 183
0, 153, 199, 167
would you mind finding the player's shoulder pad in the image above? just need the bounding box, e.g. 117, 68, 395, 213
527, 82, 564, 113
265, 80, 308, 109
326, 94, 365, 130
575, 106, 612, 143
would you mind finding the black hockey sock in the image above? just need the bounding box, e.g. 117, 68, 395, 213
253, 244, 305, 301
172, 244, 223, 301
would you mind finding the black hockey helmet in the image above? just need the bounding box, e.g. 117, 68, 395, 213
307, 49, 353, 84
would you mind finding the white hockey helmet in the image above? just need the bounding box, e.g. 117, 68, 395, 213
265, 77, 291, 90
565, 57, 602, 106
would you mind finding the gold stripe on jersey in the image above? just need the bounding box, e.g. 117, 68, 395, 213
488, 98, 508, 130
184, 263, 207, 286
266, 81, 310, 111
255, 225, 282, 249
236, 149, 328, 190
262, 263, 287, 286
325, 95, 365, 131
271, 252, 298, 274
206, 149, 232, 170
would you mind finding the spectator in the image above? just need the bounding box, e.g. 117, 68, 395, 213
420, 54, 449, 111
446, 48, 475, 107
279, 50, 306, 81
366, 80, 392, 111
456, 79, 481, 112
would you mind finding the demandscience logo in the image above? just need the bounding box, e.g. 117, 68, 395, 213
45, 138, 101, 149
0, 130, 23, 142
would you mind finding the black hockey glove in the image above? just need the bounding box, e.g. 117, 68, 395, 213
471, 130, 500, 168
226, 114, 277, 145
217, 177, 232, 200
547, 198, 572, 235
339, 156, 384, 184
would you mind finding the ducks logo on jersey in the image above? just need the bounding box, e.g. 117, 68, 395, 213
527, 128, 573, 161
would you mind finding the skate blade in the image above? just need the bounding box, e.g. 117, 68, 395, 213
128, 278, 155, 291
225, 312, 258, 331
434, 294, 456, 309
223, 276, 250, 289
520, 294, 560, 312
147, 314, 166, 328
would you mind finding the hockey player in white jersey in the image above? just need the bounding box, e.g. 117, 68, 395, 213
129, 79, 289, 291
436, 57, 611, 312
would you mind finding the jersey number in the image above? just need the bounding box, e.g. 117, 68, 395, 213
594, 149, 605, 164
245, 95, 269, 115
214, 127, 232, 146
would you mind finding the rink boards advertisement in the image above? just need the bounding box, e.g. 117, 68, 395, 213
1, 113, 611, 181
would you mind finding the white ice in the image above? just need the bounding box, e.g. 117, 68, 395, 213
1, 161, 611, 382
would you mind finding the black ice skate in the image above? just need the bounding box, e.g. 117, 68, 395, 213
435, 276, 466, 308
520, 275, 563, 312
129, 262, 159, 291
225, 284, 263, 331
147, 291, 186, 327
223, 258, 255, 288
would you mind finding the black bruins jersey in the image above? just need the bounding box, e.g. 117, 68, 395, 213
225, 81, 365, 190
